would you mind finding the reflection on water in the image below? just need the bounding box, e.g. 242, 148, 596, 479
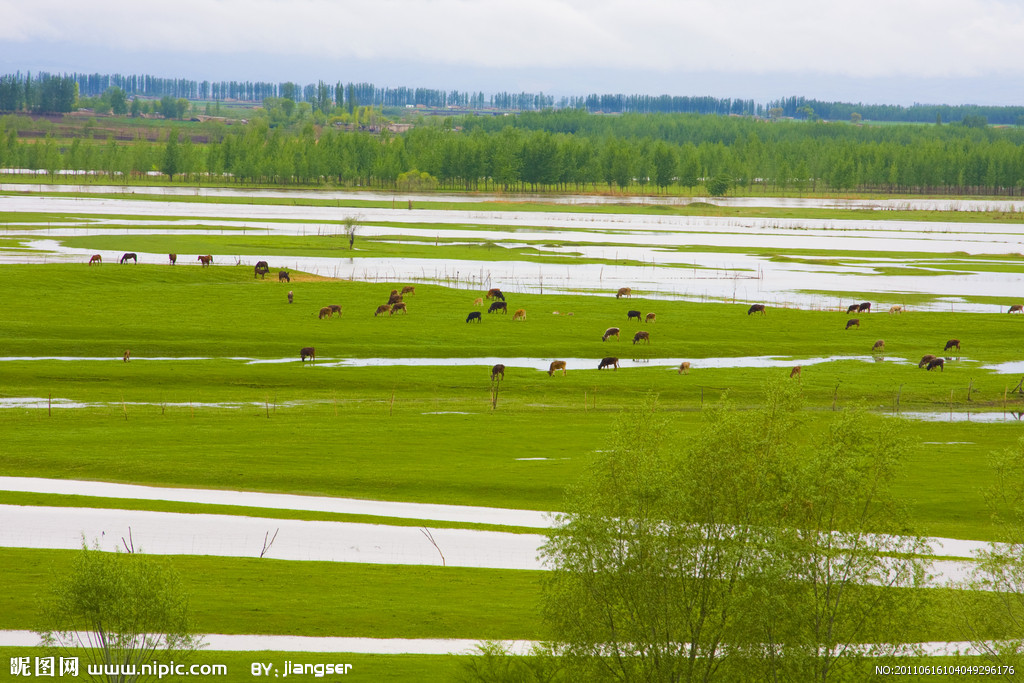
899, 411, 1024, 423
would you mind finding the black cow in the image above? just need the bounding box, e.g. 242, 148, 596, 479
466, 311, 482, 323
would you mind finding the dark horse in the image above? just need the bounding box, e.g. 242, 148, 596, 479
254, 261, 270, 279
120, 252, 137, 264
300, 347, 316, 364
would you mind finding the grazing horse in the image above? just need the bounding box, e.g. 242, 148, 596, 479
633, 331, 650, 345
473, 297, 484, 306
466, 311, 482, 323
390, 302, 407, 314
1010, 305, 1023, 314
645, 313, 656, 323
488, 301, 508, 314
598, 356, 619, 370
401, 286, 416, 296
616, 287, 632, 299
747, 304, 766, 315
548, 360, 567, 376
512, 308, 526, 321
123, 350, 130, 363
847, 304, 860, 314
329, 304, 342, 317
486, 288, 505, 301
388, 293, 404, 305
287, 291, 293, 304
300, 347, 316, 363
678, 361, 691, 375
944, 339, 961, 352
374, 304, 392, 317
491, 364, 505, 380
927, 358, 945, 372
790, 365, 802, 379
889, 305, 903, 314
319, 306, 333, 319
279, 271, 290, 282
602, 327, 620, 341
872, 340, 885, 352
254, 261, 270, 279
198, 255, 213, 267
858, 302, 872, 313
919, 354, 937, 369
627, 310, 642, 322
845, 318, 860, 329
88, 254, 102, 265
120, 252, 137, 264
169, 253, 177, 265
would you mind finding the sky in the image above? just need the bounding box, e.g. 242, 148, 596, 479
2, 0, 1024, 107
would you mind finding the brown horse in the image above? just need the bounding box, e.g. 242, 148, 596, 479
198, 255, 213, 267
300, 347, 316, 363
944, 339, 961, 352
1010, 305, 1023, 314
319, 306, 333, 319
488, 301, 508, 314
512, 308, 526, 321
391, 302, 407, 314
616, 287, 632, 299
491, 364, 505, 380
602, 327, 620, 341
120, 252, 137, 264
747, 304, 766, 315
254, 261, 270, 279
169, 253, 177, 265
123, 349, 131, 363
790, 365, 802, 379
927, 358, 945, 371
279, 271, 290, 282
633, 331, 650, 344
678, 361, 691, 375
645, 313, 656, 323
374, 304, 392, 317
627, 310, 642, 322
919, 354, 937, 369
401, 286, 416, 296
846, 318, 860, 329
548, 360, 567, 376
598, 356, 619, 370
872, 339, 885, 352
88, 254, 102, 265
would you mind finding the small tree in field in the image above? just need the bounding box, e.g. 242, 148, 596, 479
37, 542, 201, 683
342, 216, 358, 250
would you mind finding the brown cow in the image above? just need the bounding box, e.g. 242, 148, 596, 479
1010, 305, 1023, 314
919, 354, 937, 369
88, 254, 102, 265
598, 356, 619, 370
401, 286, 416, 296
388, 293, 403, 305
375, 304, 392, 317
616, 287, 632, 299
889, 305, 903, 314
747, 304, 766, 315
790, 365, 802, 379
847, 303, 860, 314
473, 297, 484, 306
254, 261, 270, 279
486, 288, 504, 300
872, 340, 885, 352
927, 358, 945, 371
319, 306, 332, 319
287, 291, 293, 304
279, 271, 290, 282
548, 360, 567, 376
645, 313, 656, 323
123, 350, 130, 363
512, 308, 526, 321
198, 255, 213, 267
678, 361, 691, 375
846, 318, 860, 329
602, 327, 620, 341
168, 253, 177, 265
300, 347, 316, 363
858, 302, 872, 313
488, 301, 507, 314
329, 304, 343, 317
391, 302, 407, 315
491, 364, 505, 380
944, 339, 961, 352
633, 331, 650, 345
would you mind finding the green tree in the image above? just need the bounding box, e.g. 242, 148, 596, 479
705, 172, 732, 196
343, 215, 358, 249
36, 542, 201, 683
161, 131, 181, 181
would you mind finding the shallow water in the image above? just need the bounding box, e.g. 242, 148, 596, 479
898, 411, 1024, 423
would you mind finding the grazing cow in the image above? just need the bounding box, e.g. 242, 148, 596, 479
88, 254, 102, 265
491, 364, 505, 380
548, 360, 567, 376
845, 318, 860, 329
488, 301, 508, 314
602, 327, 620, 341
254, 261, 270, 279
391, 302, 407, 314
198, 255, 213, 267
616, 287, 632, 299
512, 308, 526, 321
466, 311, 482, 323
678, 361, 691, 375
390, 289, 399, 297
279, 271, 290, 282
168, 253, 177, 265
944, 339, 961, 352
300, 347, 316, 363
473, 297, 484, 306
872, 340, 885, 352
645, 313, 656, 323
847, 304, 860, 314
120, 252, 137, 264
123, 350, 130, 363
329, 304, 343, 317
401, 286, 416, 296
287, 291, 293, 304
858, 302, 872, 313
927, 358, 945, 372
374, 304, 392, 317
388, 293, 404, 305
889, 305, 903, 314
319, 306, 333, 319
1010, 305, 1023, 314
627, 310, 642, 322
486, 288, 505, 301
919, 354, 937, 369
790, 365, 802, 379
633, 331, 650, 345
598, 356, 619, 370
747, 304, 766, 315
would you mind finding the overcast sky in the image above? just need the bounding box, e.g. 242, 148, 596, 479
2, 0, 1024, 106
